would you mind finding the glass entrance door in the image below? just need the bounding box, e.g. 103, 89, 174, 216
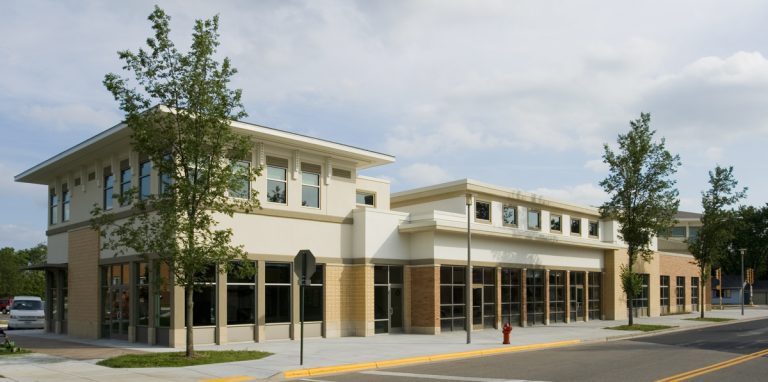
102, 264, 130, 340
572, 286, 584, 321
472, 287, 483, 330
374, 265, 404, 334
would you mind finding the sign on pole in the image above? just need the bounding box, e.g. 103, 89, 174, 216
293, 249, 316, 365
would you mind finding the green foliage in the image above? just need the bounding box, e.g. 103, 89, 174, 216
96, 350, 271, 368
0, 245, 46, 298
599, 112, 680, 324
687, 166, 746, 315
1, 337, 28, 355
620, 264, 642, 299
92, 6, 259, 356
721, 204, 768, 278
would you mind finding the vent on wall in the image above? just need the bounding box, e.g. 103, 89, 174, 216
332, 168, 351, 179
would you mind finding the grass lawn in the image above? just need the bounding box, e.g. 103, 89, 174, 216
0, 348, 31, 356
97, 350, 271, 368
685, 317, 734, 322
605, 324, 676, 332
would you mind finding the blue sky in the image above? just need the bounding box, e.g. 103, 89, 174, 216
3, 1, 768, 249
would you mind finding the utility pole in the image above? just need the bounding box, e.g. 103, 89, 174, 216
740, 248, 746, 316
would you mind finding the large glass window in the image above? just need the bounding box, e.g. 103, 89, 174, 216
356, 191, 375, 206
301, 163, 321, 208
135, 263, 149, 326
265, 263, 291, 323
304, 266, 324, 322
667, 226, 686, 237
676, 276, 685, 311
230, 160, 251, 199
155, 262, 171, 328
49, 188, 58, 225
501, 268, 521, 326
571, 217, 581, 236
139, 160, 151, 200
502, 205, 517, 226
101, 263, 130, 338
691, 277, 700, 311
120, 163, 132, 206
588, 272, 602, 320
62, 184, 70, 222
191, 265, 216, 326
526, 269, 545, 325
688, 227, 700, 240
528, 210, 541, 230
475, 201, 490, 222
550, 214, 562, 232
440, 266, 466, 332
158, 154, 172, 195
632, 273, 649, 317
266, 157, 288, 204
227, 261, 256, 325
549, 270, 566, 323
660, 275, 670, 314
104, 169, 114, 210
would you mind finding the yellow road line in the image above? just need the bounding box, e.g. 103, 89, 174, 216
283, 339, 580, 379
200, 376, 254, 382
655, 348, 768, 382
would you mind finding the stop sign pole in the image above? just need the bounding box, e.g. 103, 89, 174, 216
294, 249, 316, 366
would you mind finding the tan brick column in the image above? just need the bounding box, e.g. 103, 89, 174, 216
565, 270, 571, 323
256, 260, 266, 342
495, 267, 502, 329
67, 228, 100, 339
521, 269, 527, 327
410, 265, 439, 334
323, 264, 343, 338
544, 269, 550, 325
128, 261, 136, 343
216, 265, 227, 344
584, 271, 590, 322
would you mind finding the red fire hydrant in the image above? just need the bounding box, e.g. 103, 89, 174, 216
502, 323, 512, 344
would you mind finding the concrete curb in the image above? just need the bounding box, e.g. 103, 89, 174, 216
282, 339, 580, 379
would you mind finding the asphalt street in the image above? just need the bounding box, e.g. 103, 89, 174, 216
298, 318, 768, 382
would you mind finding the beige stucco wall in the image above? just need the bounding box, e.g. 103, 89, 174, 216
356, 176, 391, 211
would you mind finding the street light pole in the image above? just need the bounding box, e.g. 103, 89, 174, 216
465, 193, 473, 344
740, 248, 746, 316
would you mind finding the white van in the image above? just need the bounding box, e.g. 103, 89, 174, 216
8, 296, 45, 330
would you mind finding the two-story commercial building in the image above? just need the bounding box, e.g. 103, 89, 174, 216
15, 116, 707, 347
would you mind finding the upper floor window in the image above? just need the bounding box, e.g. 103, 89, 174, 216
266, 156, 288, 204
528, 209, 541, 230
120, 160, 132, 206
62, 183, 71, 222
301, 162, 321, 208
356, 191, 375, 207
588, 220, 599, 238
229, 160, 251, 199
502, 205, 517, 226
475, 200, 491, 222
571, 217, 581, 236
550, 214, 562, 232
158, 154, 173, 195
104, 168, 114, 211
49, 188, 58, 225
139, 159, 151, 200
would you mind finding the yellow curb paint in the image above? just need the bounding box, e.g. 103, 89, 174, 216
282, 339, 581, 379
200, 376, 254, 382
655, 348, 768, 382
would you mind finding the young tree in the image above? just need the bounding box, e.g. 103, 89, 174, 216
600, 113, 680, 325
728, 205, 768, 279
688, 166, 746, 317
92, 7, 260, 357
0, 244, 47, 298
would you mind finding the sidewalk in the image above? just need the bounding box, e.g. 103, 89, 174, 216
1, 307, 766, 382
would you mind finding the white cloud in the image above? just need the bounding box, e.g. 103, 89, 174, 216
397, 163, 452, 188
0, 224, 45, 249
529, 183, 608, 208
14, 103, 119, 132
584, 159, 608, 173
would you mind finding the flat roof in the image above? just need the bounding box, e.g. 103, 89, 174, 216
16, 113, 395, 185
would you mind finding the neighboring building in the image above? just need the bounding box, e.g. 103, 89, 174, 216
15, 117, 706, 348
657, 211, 708, 314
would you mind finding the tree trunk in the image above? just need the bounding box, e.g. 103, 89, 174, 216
700, 268, 705, 319
628, 290, 634, 326
185, 286, 195, 358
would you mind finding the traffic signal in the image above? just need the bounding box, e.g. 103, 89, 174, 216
716, 268, 721, 280
746, 268, 754, 285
